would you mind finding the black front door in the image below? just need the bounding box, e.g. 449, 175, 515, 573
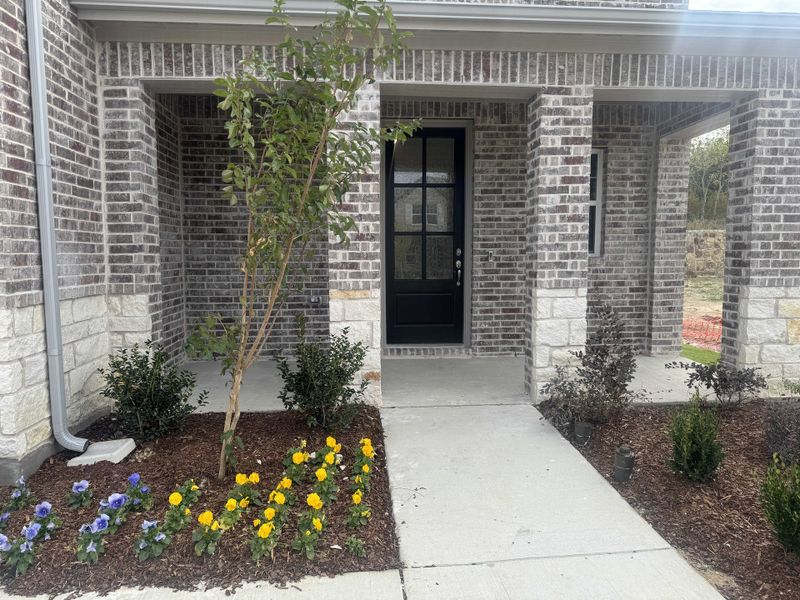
386, 128, 465, 344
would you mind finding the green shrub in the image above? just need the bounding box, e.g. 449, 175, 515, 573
276, 319, 367, 429
539, 305, 637, 430
669, 392, 724, 482
761, 455, 800, 553
100, 340, 207, 440
766, 400, 800, 465
666, 361, 766, 409
785, 379, 800, 397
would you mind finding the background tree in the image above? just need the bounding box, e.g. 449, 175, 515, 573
188, 0, 416, 478
688, 128, 729, 226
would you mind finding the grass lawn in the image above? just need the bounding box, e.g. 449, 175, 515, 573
681, 344, 720, 365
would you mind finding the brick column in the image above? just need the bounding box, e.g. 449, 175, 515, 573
525, 86, 593, 401
723, 90, 800, 391
101, 79, 161, 349
328, 83, 382, 403
646, 138, 690, 355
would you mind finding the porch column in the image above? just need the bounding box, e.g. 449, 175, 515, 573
101, 79, 161, 349
525, 86, 594, 401
723, 90, 800, 391
646, 138, 690, 355
329, 83, 382, 404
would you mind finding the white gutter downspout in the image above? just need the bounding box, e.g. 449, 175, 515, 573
24, 0, 90, 454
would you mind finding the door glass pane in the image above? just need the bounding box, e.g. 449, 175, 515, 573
395, 236, 422, 279
393, 138, 422, 184
426, 138, 455, 183
426, 236, 453, 280
426, 188, 453, 233
394, 188, 423, 232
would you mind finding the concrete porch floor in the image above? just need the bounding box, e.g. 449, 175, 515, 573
188, 354, 692, 413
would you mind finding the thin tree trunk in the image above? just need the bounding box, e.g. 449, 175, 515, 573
218, 366, 244, 479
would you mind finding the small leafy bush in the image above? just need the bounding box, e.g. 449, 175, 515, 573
100, 340, 207, 440
539, 305, 636, 429
766, 400, 800, 464
785, 379, 800, 397
666, 361, 766, 409
761, 455, 800, 553
669, 392, 724, 482
277, 319, 367, 429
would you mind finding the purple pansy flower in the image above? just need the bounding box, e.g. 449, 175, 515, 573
107, 493, 127, 510
0, 512, 10, 523
127, 473, 141, 487
90, 515, 109, 534
138, 540, 148, 550
86, 540, 97, 554
79, 523, 91, 535
34, 501, 52, 518
16, 476, 25, 487
141, 520, 158, 531
22, 522, 41, 541
0, 534, 10, 552
19, 541, 32, 553
140, 485, 150, 494
72, 480, 89, 494
11, 490, 21, 499
154, 532, 166, 542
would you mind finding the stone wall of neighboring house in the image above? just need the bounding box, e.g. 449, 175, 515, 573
382, 99, 528, 356
685, 230, 725, 277
0, 0, 114, 480
171, 95, 330, 356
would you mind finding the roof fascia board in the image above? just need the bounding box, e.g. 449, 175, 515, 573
72, 0, 800, 41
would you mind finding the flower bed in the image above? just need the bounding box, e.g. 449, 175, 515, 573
578, 402, 800, 600
0, 407, 398, 596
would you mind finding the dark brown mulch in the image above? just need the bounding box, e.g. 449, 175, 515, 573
577, 402, 800, 600
0, 407, 398, 597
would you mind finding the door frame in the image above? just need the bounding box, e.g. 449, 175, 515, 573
380, 118, 474, 349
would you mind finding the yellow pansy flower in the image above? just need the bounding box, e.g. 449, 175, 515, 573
361, 509, 371, 518
324, 452, 335, 465
278, 477, 292, 489
257, 522, 274, 539
191, 484, 199, 491
359, 438, 372, 447
326, 436, 337, 449
292, 451, 305, 465
225, 498, 238, 512
273, 491, 286, 506
168, 492, 183, 507
306, 492, 323, 510
354, 475, 362, 484
362, 464, 370, 474
211, 520, 220, 531
184, 508, 191, 516
352, 490, 363, 505
253, 518, 262, 527
363, 446, 375, 459
239, 497, 250, 509
334, 443, 342, 453
235, 473, 248, 486
312, 517, 322, 532
248, 472, 260, 484
198, 511, 213, 527
300, 439, 307, 448
264, 507, 276, 520
315, 467, 327, 482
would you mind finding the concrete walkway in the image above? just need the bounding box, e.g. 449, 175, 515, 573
381, 358, 722, 600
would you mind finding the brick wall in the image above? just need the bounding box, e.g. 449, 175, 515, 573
178, 95, 329, 356
1, 0, 102, 308
590, 105, 656, 351
155, 96, 185, 359
381, 99, 528, 356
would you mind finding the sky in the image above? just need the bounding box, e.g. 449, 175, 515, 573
689, 0, 800, 12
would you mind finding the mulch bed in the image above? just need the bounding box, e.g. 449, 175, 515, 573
0, 406, 398, 597
577, 402, 800, 600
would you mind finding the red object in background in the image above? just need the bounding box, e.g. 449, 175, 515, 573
682, 317, 722, 351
